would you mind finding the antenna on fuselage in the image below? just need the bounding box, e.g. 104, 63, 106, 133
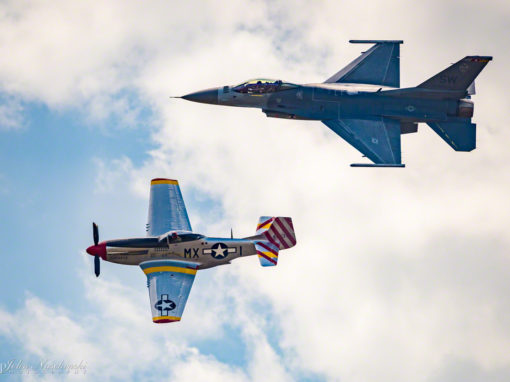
231, 228, 233, 239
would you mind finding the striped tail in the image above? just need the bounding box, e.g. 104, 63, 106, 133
255, 240, 280, 267
256, 217, 296, 249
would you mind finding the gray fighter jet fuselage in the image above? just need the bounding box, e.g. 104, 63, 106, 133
191, 81, 467, 123
180, 40, 492, 167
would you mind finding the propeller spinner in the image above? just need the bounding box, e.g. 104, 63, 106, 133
86, 222, 106, 277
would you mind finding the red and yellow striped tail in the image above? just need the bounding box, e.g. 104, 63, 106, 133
256, 216, 296, 250
255, 240, 280, 267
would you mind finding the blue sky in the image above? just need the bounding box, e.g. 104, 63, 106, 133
1, 1, 510, 381
0, 100, 150, 305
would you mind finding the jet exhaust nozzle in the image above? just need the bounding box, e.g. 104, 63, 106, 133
457, 99, 474, 118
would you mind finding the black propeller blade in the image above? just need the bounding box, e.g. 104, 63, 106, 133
94, 254, 100, 277
93, 222, 99, 246
92, 222, 100, 277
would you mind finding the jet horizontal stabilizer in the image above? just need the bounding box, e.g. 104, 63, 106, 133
350, 163, 405, 168
426, 121, 476, 151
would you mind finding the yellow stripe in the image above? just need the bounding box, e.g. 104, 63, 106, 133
261, 251, 278, 259
258, 223, 271, 230
143, 266, 197, 275
151, 179, 178, 185
153, 316, 181, 322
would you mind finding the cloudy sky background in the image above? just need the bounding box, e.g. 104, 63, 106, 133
0, 1, 509, 381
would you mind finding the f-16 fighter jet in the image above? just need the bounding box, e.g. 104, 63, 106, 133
86, 178, 296, 323
180, 40, 492, 167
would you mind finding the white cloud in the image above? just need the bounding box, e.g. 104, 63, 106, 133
0, 96, 24, 130
0, 257, 295, 381
2, 1, 510, 381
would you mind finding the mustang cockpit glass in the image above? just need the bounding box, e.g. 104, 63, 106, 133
161, 232, 205, 245
232, 79, 297, 94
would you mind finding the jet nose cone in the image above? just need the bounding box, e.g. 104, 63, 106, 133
181, 88, 219, 105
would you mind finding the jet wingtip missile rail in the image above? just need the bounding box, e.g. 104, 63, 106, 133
350, 163, 406, 168
349, 39, 403, 44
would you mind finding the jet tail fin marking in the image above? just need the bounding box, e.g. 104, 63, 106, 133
417, 56, 492, 94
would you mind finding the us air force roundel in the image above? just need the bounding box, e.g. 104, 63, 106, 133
155, 294, 176, 315
203, 243, 236, 260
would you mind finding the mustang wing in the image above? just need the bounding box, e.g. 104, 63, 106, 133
140, 259, 198, 323
147, 178, 192, 236
325, 40, 402, 87
322, 117, 402, 165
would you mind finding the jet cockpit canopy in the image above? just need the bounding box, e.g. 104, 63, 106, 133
232, 79, 297, 94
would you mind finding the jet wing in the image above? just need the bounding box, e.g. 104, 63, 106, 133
140, 259, 198, 323
322, 117, 402, 165
147, 178, 192, 236
325, 40, 403, 87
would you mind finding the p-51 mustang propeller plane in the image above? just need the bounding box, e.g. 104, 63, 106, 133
179, 40, 492, 167
86, 178, 296, 323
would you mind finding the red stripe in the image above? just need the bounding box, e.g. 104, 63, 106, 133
271, 225, 287, 249
257, 217, 273, 230
154, 318, 179, 323
257, 250, 277, 265
151, 178, 177, 182
264, 231, 279, 247
274, 219, 296, 245
257, 241, 278, 255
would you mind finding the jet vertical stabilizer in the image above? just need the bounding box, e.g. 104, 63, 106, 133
418, 56, 492, 94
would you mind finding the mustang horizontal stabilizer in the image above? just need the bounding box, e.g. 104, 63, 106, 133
323, 117, 402, 165
427, 121, 476, 151
255, 241, 280, 266
418, 56, 492, 94
147, 178, 192, 236
325, 40, 402, 87
140, 259, 198, 323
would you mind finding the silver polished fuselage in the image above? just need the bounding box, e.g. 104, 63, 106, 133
104, 236, 257, 270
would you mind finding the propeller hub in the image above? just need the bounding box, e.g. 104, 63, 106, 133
86, 242, 107, 260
